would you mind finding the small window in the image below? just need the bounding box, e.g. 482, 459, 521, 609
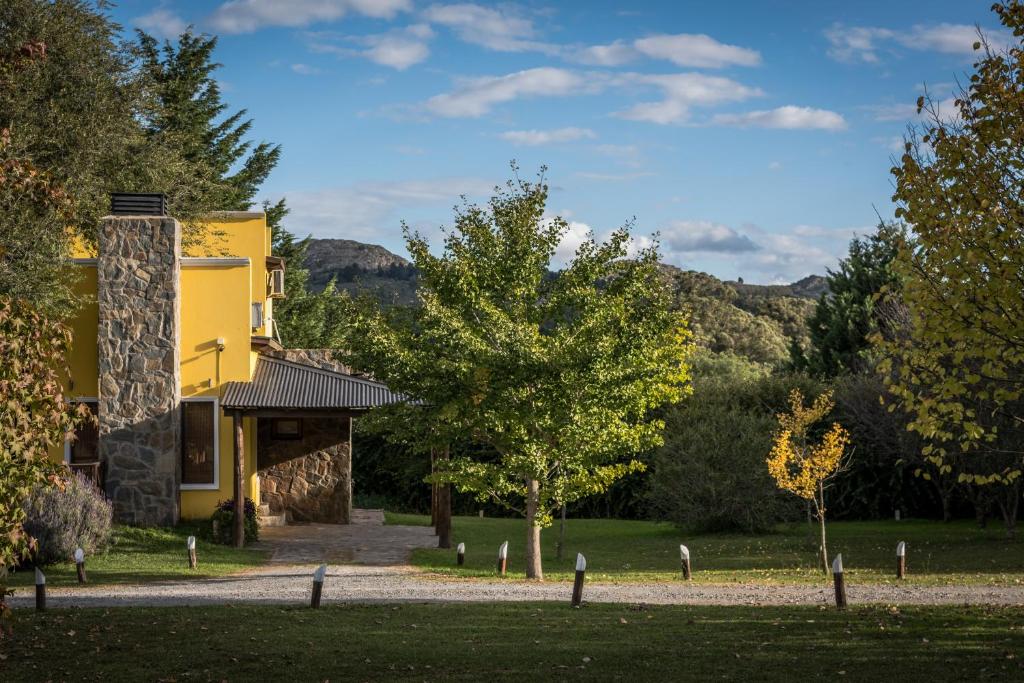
251, 302, 264, 330
182, 400, 218, 488
271, 418, 302, 440
68, 401, 99, 464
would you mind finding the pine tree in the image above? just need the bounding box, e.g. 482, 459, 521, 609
136, 29, 280, 211
801, 222, 902, 376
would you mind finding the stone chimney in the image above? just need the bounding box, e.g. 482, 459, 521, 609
96, 214, 181, 526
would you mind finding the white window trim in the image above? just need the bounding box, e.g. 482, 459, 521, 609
64, 397, 98, 464
180, 397, 220, 491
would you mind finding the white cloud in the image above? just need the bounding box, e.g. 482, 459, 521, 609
309, 24, 433, 70
208, 0, 411, 34
424, 67, 594, 117
135, 8, 188, 40
594, 144, 642, 168
571, 40, 638, 66
768, 161, 783, 170
422, 3, 558, 54
633, 33, 761, 68
615, 73, 762, 125
291, 63, 322, 75
499, 127, 596, 146
574, 170, 655, 181
280, 177, 494, 241
711, 105, 847, 131
825, 22, 1004, 64
659, 220, 761, 253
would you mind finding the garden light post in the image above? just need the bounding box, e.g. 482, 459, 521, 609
497, 541, 508, 576
896, 542, 906, 579
457, 542, 465, 566
571, 553, 586, 607
75, 547, 87, 583
832, 554, 847, 609
35, 568, 46, 611
680, 544, 692, 581
311, 564, 327, 608
187, 535, 197, 569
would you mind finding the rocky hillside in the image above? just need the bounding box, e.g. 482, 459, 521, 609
305, 239, 417, 305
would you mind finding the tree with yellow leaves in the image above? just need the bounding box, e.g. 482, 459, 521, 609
766, 389, 849, 573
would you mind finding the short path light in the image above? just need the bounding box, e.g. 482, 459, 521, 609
310, 564, 327, 608
35, 568, 46, 611
571, 553, 587, 607
187, 535, 197, 569
456, 542, 465, 566
832, 554, 847, 609
75, 547, 87, 584
896, 542, 906, 580
680, 544, 692, 581
497, 541, 508, 576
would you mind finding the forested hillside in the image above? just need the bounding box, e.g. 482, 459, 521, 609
305, 238, 821, 364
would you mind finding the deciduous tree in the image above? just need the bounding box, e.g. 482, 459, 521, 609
880, 2, 1024, 490
766, 389, 849, 572
341, 169, 692, 579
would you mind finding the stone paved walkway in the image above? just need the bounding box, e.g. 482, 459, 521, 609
254, 509, 438, 565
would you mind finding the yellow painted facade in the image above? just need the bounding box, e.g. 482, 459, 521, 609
54, 212, 278, 520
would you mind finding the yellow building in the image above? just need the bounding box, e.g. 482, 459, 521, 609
55, 196, 402, 539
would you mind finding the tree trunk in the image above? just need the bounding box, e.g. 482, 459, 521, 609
436, 445, 452, 549
524, 478, 543, 581
556, 503, 566, 561
817, 482, 828, 574
997, 483, 1020, 540
430, 449, 437, 526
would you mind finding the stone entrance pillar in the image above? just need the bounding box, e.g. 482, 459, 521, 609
96, 216, 181, 526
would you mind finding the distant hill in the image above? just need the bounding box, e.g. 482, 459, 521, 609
303, 238, 825, 363
305, 239, 417, 306
727, 274, 829, 300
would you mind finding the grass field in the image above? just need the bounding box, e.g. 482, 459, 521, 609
4, 524, 265, 588
388, 513, 1024, 585
2, 603, 1021, 681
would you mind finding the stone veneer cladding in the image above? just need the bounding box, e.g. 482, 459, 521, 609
96, 216, 181, 526
258, 348, 353, 523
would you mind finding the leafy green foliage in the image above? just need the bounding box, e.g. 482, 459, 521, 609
0, 128, 78, 318
340, 168, 693, 578
799, 223, 903, 376
647, 353, 804, 533
880, 2, 1024, 481
665, 268, 813, 365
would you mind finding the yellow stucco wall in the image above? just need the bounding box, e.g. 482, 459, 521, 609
57, 212, 273, 520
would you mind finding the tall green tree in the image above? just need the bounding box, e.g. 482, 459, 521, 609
136, 29, 281, 212
880, 2, 1024, 483
800, 222, 903, 377
0, 0, 201, 247
340, 169, 692, 580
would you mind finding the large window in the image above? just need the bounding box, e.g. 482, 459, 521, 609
181, 399, 219, 489
65, 400, 98, 464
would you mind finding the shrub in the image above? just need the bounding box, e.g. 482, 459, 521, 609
646, 353, 820, 533
211, 498, 258, 544
22, 472, 112, 566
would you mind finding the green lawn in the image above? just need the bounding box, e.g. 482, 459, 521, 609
387, 513, 1024, 585
2, 603, 1021, 681
5, 524, 266, 588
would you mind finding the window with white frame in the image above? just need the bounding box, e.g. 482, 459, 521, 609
181, 398, 219, 488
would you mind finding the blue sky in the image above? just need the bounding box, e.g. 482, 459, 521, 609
108, 0, 1003, 283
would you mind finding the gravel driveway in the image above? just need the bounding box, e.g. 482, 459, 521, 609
10, 513, 1023, 609
9, 564, 1024, 609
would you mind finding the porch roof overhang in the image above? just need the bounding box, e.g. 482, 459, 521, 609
221, 355, 407, 414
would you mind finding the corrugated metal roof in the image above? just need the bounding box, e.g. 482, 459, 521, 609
221, 356, 406, 410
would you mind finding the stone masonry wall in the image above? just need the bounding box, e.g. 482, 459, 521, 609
257, 416, 352, 524
97, 216, 181, 526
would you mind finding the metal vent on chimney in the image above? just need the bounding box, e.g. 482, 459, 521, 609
110, 193, 167, 216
